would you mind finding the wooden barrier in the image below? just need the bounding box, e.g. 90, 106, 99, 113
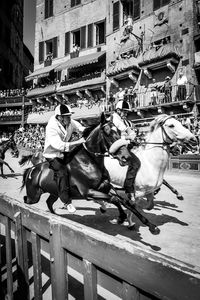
168, 155, 200, 173
0, 194, 200, 300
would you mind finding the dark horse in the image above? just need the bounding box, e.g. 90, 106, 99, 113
0, 135, 19, 178
21, 114, 160, 235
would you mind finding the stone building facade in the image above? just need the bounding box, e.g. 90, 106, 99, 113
27, 0, 200, 123
0, 0, 24, 90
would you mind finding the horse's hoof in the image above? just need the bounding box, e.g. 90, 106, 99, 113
100, 207, 106, 214
127, 224, 136, 230
117, 215, 127, 225
177, 194, 184, 200
149, 225, 160, 235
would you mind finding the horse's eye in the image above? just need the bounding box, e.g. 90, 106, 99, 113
168, 124, 174, 128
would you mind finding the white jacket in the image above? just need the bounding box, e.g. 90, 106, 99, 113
112, 112, 136, 140
43, 115, 85, 159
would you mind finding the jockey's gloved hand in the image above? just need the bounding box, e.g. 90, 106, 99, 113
128, 141, 139, 149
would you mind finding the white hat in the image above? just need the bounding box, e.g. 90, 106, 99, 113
109, 139, 130, 155
116, 100, 131, 111
55, 104, 74, 116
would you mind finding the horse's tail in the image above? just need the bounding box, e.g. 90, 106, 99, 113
20, 168, 31, 192
19, 154, 33, 166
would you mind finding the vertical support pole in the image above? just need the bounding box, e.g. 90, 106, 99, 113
5, 217, 13, 299
31, 232, 42, 300
49, 222, 67, 300
83, 259, 97, 300
122, 282, 140, 300
21, 95, 25, 128
14, 212, 29, 300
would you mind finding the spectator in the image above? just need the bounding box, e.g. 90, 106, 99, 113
176, 71, 188, 101
163, 76, 172, 103
150, 79, 158, 105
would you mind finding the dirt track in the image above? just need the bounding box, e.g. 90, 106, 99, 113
0, 150, 200, 268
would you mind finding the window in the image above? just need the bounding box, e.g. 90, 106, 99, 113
96, 21, 105, 45
133, 0, 140, 20
46, 37, 58, 58
71, 0, 81, 8
45, 0, 53, 19
153, 0, 170, 11
73, 30, 81, 48
113, 1, 120, 31
123, 0, 140, 22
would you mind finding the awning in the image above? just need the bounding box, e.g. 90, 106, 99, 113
106, 56, 139, 77
138, 43, 181, 67
27, 105, 103, 124
55, 51, 106, 71
25, 64, 60, 82
26, 84, 57, 98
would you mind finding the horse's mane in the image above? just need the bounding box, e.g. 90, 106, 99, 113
82, 124, 98, 139
148, 114, 171, 133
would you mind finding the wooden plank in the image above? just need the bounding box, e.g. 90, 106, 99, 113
83, 259, 97, 300
31, 231, 42, 300
5, 217, 13, 299
49, 222, 67, 300
14, 212, 29, 300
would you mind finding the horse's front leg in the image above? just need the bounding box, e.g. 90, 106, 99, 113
0, 163, 6, 178
0, 159, 14, 174
163, 179, 184, 200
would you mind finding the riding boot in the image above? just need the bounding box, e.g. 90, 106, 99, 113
124, 153, 140, 196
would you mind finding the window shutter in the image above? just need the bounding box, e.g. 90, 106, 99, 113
45, 0, 48, 18
153, 0, 161, 10
71, 0, 75, 7
39, 41, 44, 63
113, 1, 119, 31
80, 26, 86, 49
133, 0, 140, 20
49, 0, 53, 16
87, 23, 93, 48
65, 32, 70, 55
52, 37, 58, 58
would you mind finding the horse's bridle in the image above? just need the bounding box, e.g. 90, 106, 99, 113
83, 117, 176, 156
142, 116, 175, 150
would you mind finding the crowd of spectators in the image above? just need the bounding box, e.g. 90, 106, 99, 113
14, 124, 45, 152
0, 88, 31, 98
0, 109, 22, 116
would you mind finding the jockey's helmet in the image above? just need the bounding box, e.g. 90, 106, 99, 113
115, 100, 131, 111
109, 139, 130, 155
55, 104, 74, 116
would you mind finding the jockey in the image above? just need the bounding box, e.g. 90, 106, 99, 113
110, 100, 140, 202
111, 100, 136, 140
43, 104, 85, 213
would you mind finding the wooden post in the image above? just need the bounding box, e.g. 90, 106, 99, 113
83, 259, 97, 300
5, 217, 13, 299
31, 232, 42, 300
14, 212, 29, 300
49, 222, 67, 300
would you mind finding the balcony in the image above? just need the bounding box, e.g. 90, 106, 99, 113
133, 83, 197, 109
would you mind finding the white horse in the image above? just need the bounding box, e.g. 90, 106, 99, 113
104, 114, 197, 227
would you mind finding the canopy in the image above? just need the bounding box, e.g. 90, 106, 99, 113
138, 43, 181, 67
25, 64, 60, 82
55, 51, 106, 71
